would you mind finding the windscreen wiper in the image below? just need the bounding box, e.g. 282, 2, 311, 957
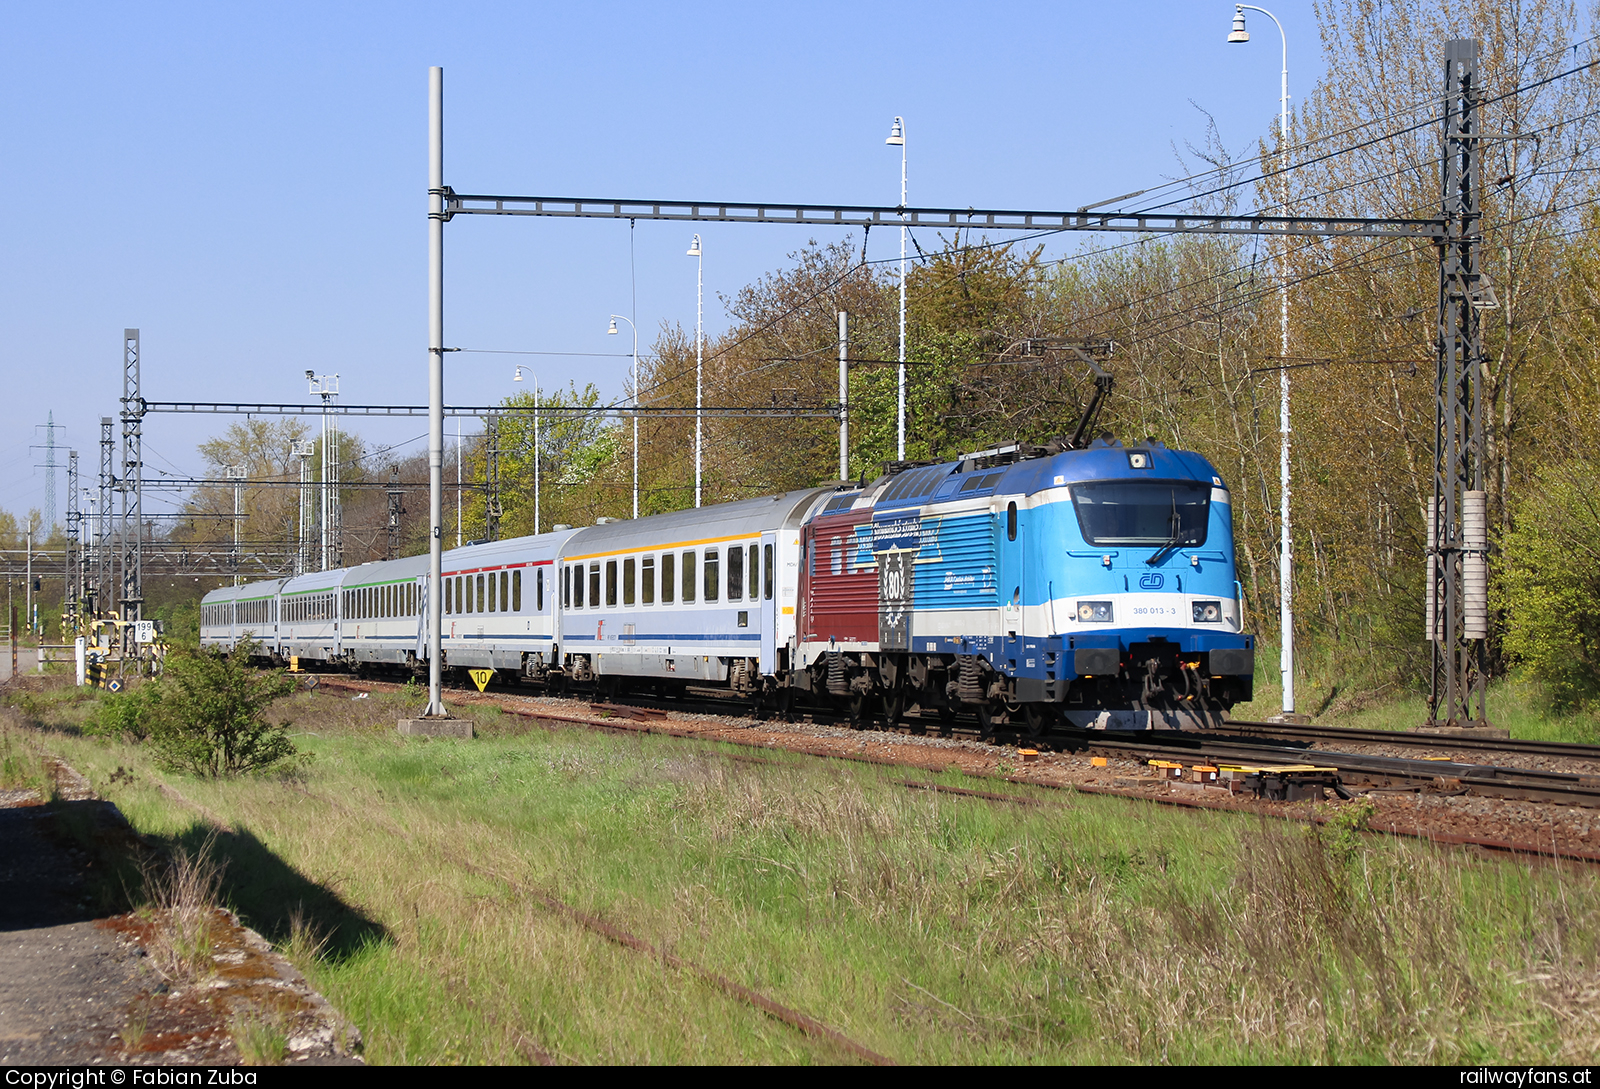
1146, 490, 1183, 566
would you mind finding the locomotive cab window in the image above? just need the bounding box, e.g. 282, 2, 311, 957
1070, 481, 1210, 547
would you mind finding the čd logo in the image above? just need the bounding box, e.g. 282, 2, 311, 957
1139, 573, 1165, 590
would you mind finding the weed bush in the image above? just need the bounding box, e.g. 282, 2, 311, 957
146, 640, 301, 778
83, 681, 162, 742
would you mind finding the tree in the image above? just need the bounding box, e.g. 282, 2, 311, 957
462, 382, 626, 536
1497, 460, 1600, 707
145, 640, 301, 778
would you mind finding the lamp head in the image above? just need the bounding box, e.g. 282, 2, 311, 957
305, 369, 315, 381
607, 318, 619, 335
513, 368, 523, 381
687, 234, 701, 258
1228, 8, 1250, 42
885, 117, 904, 146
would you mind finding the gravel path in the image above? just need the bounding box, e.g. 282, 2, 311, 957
0, 802, 148, 1064
0, 762, 362, 1066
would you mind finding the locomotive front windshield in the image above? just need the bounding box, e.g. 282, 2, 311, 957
1070, 480, 1211, 547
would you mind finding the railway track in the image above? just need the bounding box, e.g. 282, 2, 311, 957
1064, 731, 1600, 808
297, 672, 1600, 864
315, 670, 1600, 810
1216, 718, 1600, 762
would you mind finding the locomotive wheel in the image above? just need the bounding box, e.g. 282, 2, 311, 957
847, 692, 869, 729
883, 689, 908, 728
1020, 703, 1055, 738
975, 702, 1007, 739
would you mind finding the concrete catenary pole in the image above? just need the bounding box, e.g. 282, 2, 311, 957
426, 65, 446, 718
838, 312, 849, 480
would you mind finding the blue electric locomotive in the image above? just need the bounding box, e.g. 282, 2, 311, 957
794, 438, 1253, 732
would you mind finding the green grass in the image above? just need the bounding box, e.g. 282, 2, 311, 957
12, 682, 1600, 1064
1230, 641, 1600, 743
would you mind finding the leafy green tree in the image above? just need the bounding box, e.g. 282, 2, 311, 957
1497, 461, 1600, 707
145, 639, 301, 777
462, 382, 625, 536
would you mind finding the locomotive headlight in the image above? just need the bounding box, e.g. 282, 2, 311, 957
1077, 601, 1114, 623
1192, 600, 1222, 623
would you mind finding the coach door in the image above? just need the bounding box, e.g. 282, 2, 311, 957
759, 532, 778, 674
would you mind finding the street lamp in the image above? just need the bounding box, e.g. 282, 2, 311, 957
686, 234, 703, 508
885, 116, 907, 461
512, 366, 541, 534
1228, 3, 1296, 718
608, 314, 639, 519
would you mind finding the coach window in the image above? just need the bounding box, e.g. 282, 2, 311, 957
511, 570, 522, 612
572, 565, 583, 608
704, 549, 720, 602
500, 571, 509, 611
728, 546, 743, 601
535, 569, 543, 612
444, 579, 452, 614
750, 545, 760, 600
662, 553, 675, 603
681, 551, 696, 603
642, 555, 655, 605
604, 561, 618, 607
623, 558, 636, 606
490, 573, 499, 613
589, 563, 601, 609
1007, 501, 1018, 541
456, 576, 464, 613
763, 544, 774, 600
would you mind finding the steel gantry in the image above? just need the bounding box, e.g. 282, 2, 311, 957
418, 39, 1486, 726
118, 330, 144, 647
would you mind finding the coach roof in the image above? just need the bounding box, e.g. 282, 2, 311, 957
563, 488, 828, 559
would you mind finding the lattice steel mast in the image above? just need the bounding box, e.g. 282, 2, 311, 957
1427, 39, 1491, 728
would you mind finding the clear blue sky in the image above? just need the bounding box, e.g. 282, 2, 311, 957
0, 0, 1322, 526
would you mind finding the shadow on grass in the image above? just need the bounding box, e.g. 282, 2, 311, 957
159, 821, 390, 963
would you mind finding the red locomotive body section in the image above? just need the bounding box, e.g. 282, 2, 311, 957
800, 509, 880, 646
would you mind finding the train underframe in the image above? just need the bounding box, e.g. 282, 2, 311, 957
249, 637, 1251, 735
796, 639, 1254, 736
